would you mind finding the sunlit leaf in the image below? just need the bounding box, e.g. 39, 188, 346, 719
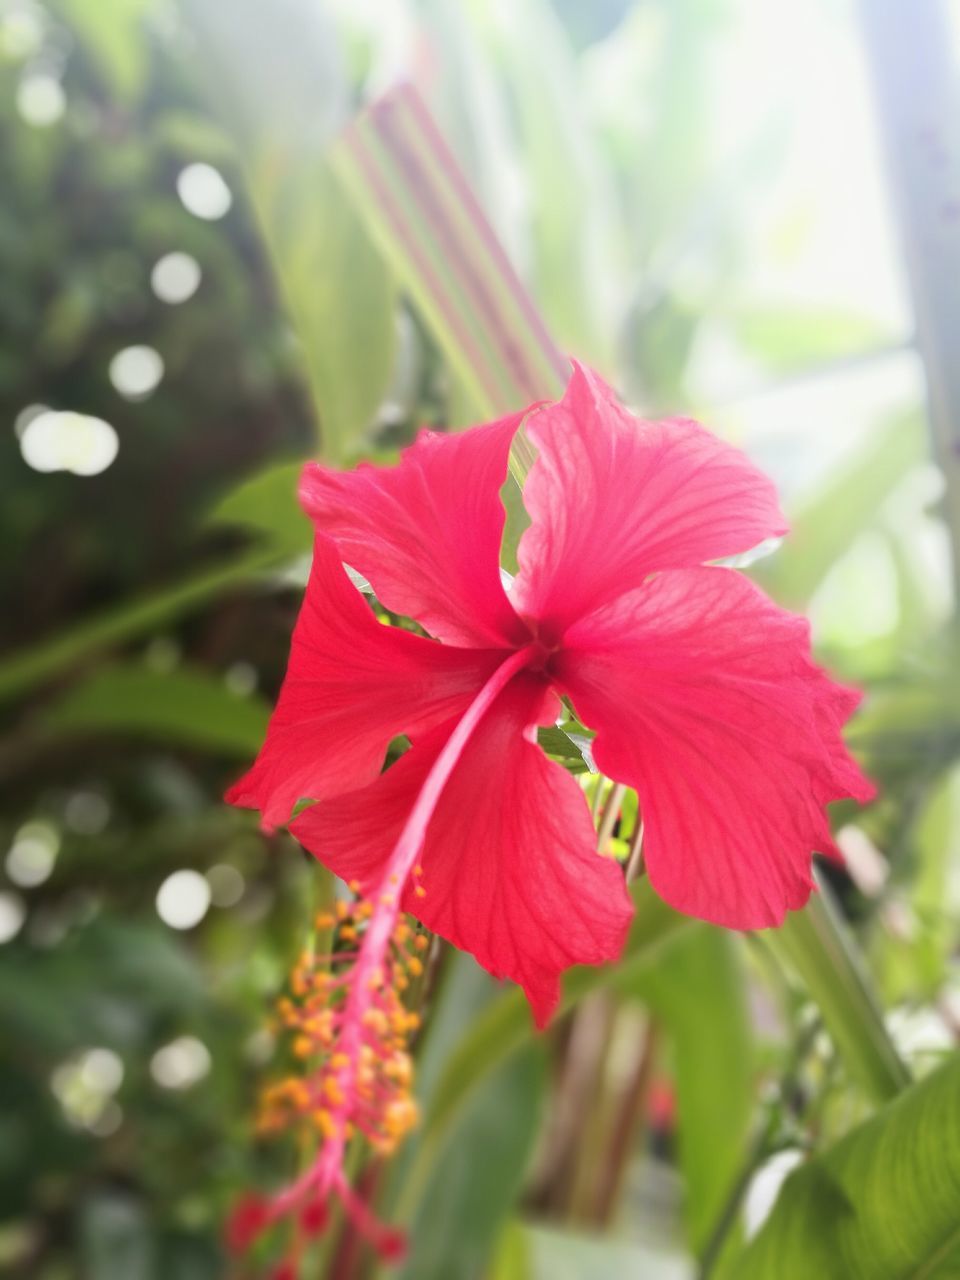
732, 306, 887, 376
56, 0, 151, 102
758, 410, 925, 607
622, 926, 753, 1256
736, 1052, 960, 1278
183, 0, 395, 461
497, 1220, 693, 1280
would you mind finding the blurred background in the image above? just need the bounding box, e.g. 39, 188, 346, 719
2, 1, 960, 1277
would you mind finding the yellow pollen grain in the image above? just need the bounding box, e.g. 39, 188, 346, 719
315, 1110, 337, 1138
323, 1076, 345, 1106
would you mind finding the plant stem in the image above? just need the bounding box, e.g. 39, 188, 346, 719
767, 873, 910, 1105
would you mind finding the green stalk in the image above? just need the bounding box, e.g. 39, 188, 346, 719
0, 546, 282, 705
767, 871, 909, 1103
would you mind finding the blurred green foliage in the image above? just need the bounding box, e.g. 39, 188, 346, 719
1, 1, 959, 1278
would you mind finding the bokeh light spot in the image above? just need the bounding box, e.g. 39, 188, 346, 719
6, 820, 60, 888
0, 10, 44, 60
20, 410, 119, 476
225, 661, 257, 696
80, 1047, 124, 1094
0, 893, 26, 944
177, 163, 232, 220
150, 1036, 212, 1089
206, 863, 245, 908
13, 402, 48, 439
64, 790, 111, 835
150, 251, 202, 304
51, 1048, 125, 1132
16, 73, 65, 127
156, 870, 210, 930
89, 1101, 123, 1137
109, 345, 164, 400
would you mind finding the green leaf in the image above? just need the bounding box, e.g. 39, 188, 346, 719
757, 410, 925, 607
39, 663, 270, 757
207, 459, 311, 556
536, 725, 595, 773
56, 0, 151, 102
182, 0, 395, 461
736, 1053, 960, 1278
399, 1037, 546, 1280
904, 766, 960, 994
765, 873, 910, 1104
623, 927, 753, 1256
500, 1221, 693, 1280
731, 305, 887, 376
489, 1220, 534, 1280
269, 162, 397, 460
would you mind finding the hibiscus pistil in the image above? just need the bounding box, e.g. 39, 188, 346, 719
231, 643, 547, 1265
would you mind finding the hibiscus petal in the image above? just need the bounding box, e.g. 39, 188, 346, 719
552, 569, 875, 929
292, 673, 633, 1026
513, 361, 787, 638
226, 535, 503, 830
299, 412, 530, 647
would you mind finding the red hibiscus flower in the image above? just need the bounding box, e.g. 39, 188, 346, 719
231, 358, 873, 1011
225, 360, 872, 1257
